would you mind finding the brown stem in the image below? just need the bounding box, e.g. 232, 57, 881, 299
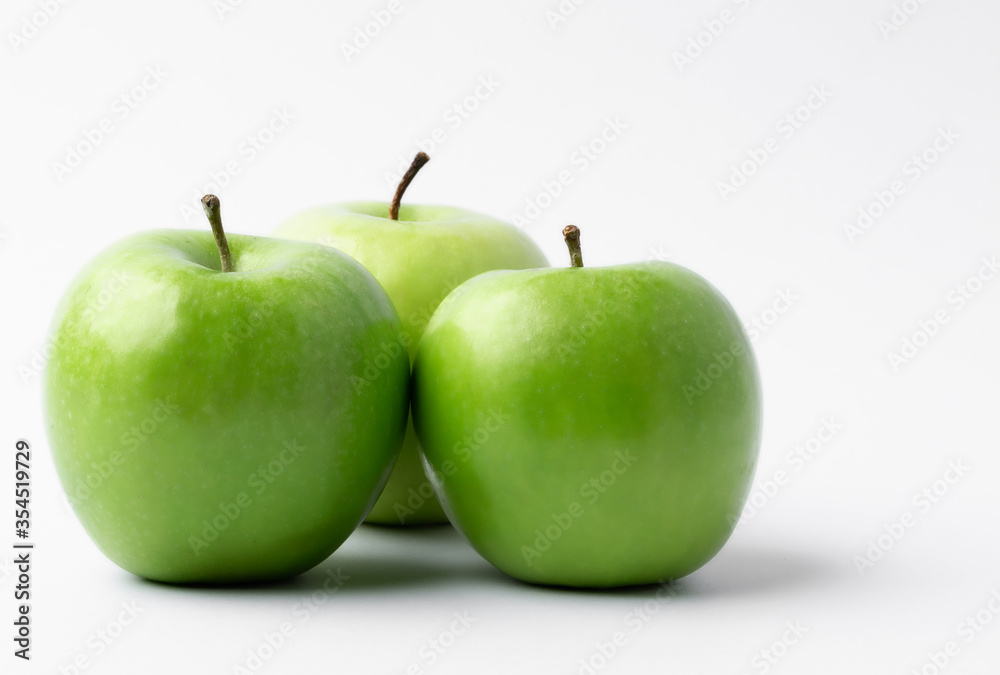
201, 194, 233, 273
563, 225, 583, 268
390, 152, 430, 220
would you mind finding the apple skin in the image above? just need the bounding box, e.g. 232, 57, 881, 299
44, 230, 409, 583
274, 201, 548, 525
412, 261, 762, 587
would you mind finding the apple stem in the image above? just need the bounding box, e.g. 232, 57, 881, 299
201, 194, 233, 273
563, 225, 584, 268
390, 152, 430, 220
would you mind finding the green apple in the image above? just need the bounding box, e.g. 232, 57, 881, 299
412, 226, 762, 587
44, 196, 409, 583
273, 153, 548, 525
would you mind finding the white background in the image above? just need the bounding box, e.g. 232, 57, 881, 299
1, 0, 999, 673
